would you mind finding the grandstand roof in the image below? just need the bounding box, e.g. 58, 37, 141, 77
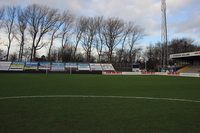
170, 51, 200, 60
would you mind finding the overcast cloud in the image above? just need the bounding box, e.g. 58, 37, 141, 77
0, 0, 200, 47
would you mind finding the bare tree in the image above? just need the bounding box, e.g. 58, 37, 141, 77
59, 11, 74, 61
24, 4, 59, 61
14, 7, 27, 61
102, 18, 124, 63
118, 22, 134, 63
73, 16, 88, 61
169, 38, 197, 54
0, 48, 5, 60
144, 43, 164, 71
57, 45, 75, 62
48, 12, 63, 61
9, 52, 18, 61
94, 16, 104, 62
82, 17, 98, 62
3, 6, 17, 61
0, 4, 147, 63
23, 47, 31, 61
128, 26, 144, 64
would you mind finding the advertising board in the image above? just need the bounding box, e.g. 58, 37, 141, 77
9, 62, 25, 71
65, 63, 78, 71
24, 62, 38, 70
0, 61, 11, 71
180, 73, 200, 77
38, 62, 51, 70
78, 63, 90, 71
51, 63, 65, 71
101, 64, 115, 71
90, 63, 102, 71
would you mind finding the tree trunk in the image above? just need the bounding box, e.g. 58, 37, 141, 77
18, 34, 25, 61
18, 45, 22, 61
30, 34, 37, 61
6, 35, 12, 61
20, 42, 24, 61
33, 47, 37, 61
48, 33, 55, 61
108, 49, 113, 63
30, 43, 34, 61
6, 45, 11, 61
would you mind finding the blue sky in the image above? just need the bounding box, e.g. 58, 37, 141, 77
0, 0, 200, 48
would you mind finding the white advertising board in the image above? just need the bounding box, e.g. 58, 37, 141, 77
180, 73, 200, 77
65, 63, 78, 69
0, 61, 11, 71
122, 72, 142, 75
90, 63, 102, 71
78, 63, 90, 71
51, 63, 65, 71
101, 64, 115, 71
9, 62, 25, 71
38, 62, 51, 70
24, 62, 38, 70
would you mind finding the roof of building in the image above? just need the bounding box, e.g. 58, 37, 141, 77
170, 51, 200, 59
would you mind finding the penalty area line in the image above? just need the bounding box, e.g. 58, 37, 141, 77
0, 95, 200, 103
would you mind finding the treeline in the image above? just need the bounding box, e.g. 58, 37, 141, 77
0, 4, 144, 63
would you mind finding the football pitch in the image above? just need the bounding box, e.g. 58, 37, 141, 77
0, 74, 200, 133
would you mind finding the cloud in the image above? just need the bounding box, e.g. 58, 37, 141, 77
0, 0, 22, 6
0, 0, 200, 45
166, 0, 200, 41
171, 12, 200, 40
167, 0, 191, 10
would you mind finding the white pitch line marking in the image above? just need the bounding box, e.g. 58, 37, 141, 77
0, 95, 200, 103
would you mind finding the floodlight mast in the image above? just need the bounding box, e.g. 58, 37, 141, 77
161, 0, 168, 68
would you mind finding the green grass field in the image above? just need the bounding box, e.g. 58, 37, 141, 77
0, 74, 200, 133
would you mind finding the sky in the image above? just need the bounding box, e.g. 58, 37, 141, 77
0, 0, 200, 54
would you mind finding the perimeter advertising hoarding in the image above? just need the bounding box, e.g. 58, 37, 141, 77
101, 64, 115, 71
24, 62, 38, 70
38, 62, 51, 70
89, 63, 102, 71
9, 62, 25, 71
180, 73, 200, 77
51, 63, 65, 71
65, 63, 78, 71
0, 61, 11, 71
78, 63, 91, 71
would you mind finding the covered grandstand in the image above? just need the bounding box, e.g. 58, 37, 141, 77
170, 51, 200, 74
